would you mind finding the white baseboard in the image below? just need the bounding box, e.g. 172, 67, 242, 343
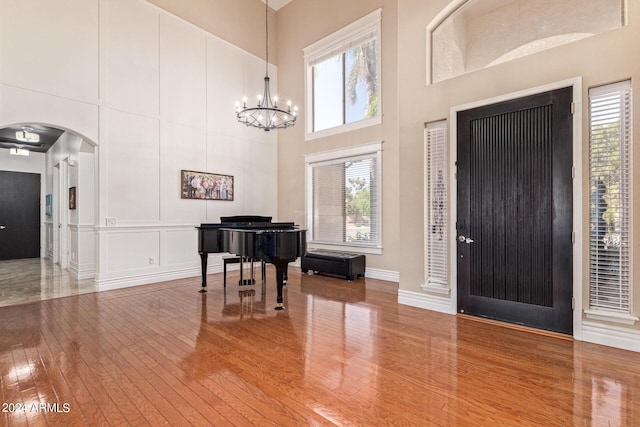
581, 321, 640, 352
68, 259, 95, 280
398, 290, 640, 352
397, 289, 455, 314
365, 267, 399, 282
95, 267, 203, 292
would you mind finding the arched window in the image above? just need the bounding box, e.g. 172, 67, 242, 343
427, 0, 626, 84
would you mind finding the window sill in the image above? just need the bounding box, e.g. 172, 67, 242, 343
305, 116, 382, 141
308, 242, 382, 255
421, 282, 450, 295
584, 309, 639, 325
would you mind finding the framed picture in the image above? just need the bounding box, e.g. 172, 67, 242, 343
45, 194, 53, 216
69, 187, 76, 210
181, 170, 234, 201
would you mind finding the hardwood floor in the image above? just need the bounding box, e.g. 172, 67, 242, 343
1, 264, 639, 426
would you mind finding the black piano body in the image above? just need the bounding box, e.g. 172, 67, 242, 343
197, 216, 306, 310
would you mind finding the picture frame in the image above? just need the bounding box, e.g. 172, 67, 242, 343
69, 187, 76, 210
45, 194, 53, 216
181, 170, 234, 201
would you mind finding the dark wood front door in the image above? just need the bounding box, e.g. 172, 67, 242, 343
0, 170, 41, 260
456, 87, 573, 334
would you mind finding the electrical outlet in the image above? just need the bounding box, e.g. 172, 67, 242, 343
106, 217, 117, 226
149, 257, 155, 265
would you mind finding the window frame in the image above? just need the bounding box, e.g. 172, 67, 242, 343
423, 120, 449, 294
303, 9, 382, 141
585, 79, 637, 325
305, 141, 383, 254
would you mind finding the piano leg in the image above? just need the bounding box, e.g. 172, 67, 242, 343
273, 260, 288, 310
199, 252, 208, 293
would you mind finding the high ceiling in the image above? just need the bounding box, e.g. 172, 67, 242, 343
0, 125, 64, 153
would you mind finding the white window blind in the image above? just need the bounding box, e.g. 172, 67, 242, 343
306, 142, 382, 253
424, 120, 448, 289
588, 80, 632, 313
312, 155, 378, 246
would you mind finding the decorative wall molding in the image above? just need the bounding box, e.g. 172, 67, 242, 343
96, 223, 198, 232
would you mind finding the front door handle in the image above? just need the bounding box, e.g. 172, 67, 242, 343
0, 225, 5, 230
458, 235, 474, 244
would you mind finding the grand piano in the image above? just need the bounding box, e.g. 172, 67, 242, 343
197, 215, 306, 310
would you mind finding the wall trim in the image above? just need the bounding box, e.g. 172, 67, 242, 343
581, 321, 640, 352
96, 223, 198, 232
398, 289, 455, 314
96, 267, 203, 292
69, 257, 95, 280
95, 253, 228, 291
366, 267, 398, 283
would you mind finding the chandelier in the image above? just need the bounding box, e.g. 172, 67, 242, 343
16, 126, 39, 143
235, 0, 297, 131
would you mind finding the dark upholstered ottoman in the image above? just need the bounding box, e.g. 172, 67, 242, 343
301, 251, 366, 280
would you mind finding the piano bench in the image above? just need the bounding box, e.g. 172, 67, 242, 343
301, 251, 365, 280
223, 256, 266, 287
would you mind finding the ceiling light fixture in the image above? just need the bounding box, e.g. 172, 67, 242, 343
9, 147, 29, 156
235, 0, 297, 131
15, 127, 39, 143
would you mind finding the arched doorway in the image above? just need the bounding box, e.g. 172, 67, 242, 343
0, 123, 97, 280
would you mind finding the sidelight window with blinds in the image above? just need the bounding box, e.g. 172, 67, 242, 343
588, 80, 632, 313
424, 120, 448, 291
305, 142, 382, 253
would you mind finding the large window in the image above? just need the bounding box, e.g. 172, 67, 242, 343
305, 142, 382, 254
304, 9, 381, 139
588, 81, 632, 316
428, 0, 626, 84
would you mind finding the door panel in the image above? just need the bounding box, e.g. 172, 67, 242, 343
457, 87, 573, 334
0, 171, 41, 260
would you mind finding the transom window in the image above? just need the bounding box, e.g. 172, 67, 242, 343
304, 9, 381, 139
428, 0, 626, 84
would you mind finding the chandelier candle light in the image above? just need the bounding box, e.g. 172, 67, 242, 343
235, 0, 297, 131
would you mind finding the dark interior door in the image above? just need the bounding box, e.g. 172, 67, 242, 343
0, 171, 41, 260
456, 87, 573, 334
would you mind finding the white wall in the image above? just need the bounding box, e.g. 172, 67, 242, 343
0, 0, 279, 289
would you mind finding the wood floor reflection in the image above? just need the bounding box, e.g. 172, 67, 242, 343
1, 266, 639, 426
